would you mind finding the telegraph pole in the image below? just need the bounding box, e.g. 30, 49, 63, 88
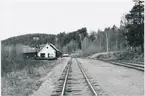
116, 29, 118, 51
100, 34, 102, 50
79, 34, 82, 49
106, 32, 109, 53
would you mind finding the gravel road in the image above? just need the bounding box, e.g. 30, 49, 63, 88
78, 58, 144, 96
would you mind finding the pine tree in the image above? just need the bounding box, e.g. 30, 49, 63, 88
125, 0, 144, 52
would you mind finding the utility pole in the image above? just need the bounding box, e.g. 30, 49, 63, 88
79, 34, 82, 50
99, 34, 102, 50
55, 37, 58, 48
106, 32, 109, 53
116, 29, 118, 51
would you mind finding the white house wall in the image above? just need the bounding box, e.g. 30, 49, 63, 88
37, 44, 56, 58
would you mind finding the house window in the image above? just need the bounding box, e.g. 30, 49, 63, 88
47, 47, 48, 49
40, 53, 45, 57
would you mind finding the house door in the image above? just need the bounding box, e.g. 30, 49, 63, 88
48, 53, 49, 57
40, 53, 45, 57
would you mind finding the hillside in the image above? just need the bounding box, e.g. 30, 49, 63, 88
1, 27, 88, 52
1, 33, 56, 47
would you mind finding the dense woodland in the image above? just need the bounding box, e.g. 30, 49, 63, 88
1, 0, 144, 74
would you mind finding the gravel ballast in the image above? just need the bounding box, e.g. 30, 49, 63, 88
78, 58, 144, 96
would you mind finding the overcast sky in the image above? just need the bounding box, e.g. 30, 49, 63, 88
0, 0, 134, 40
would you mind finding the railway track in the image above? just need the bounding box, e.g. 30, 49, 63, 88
51, 58, 104, 96
101, 60, 144, 71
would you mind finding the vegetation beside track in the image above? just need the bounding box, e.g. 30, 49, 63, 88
2, 57, 65, 96
87, 51, 144, 62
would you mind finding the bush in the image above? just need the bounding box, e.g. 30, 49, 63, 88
94, 51, 144, 61
1, 44, 46, 76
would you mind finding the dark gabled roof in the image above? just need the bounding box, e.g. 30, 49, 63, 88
23, 52, 37, 54
23, 45, 37, 53
37, 43, 62, 53
49, 43, 62, 53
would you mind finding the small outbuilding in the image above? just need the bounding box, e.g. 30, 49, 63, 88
23, 45, 37, 59
23, 52, 37, 59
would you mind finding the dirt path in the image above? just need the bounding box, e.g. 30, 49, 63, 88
30, 57, 70, 96
78, 58, 144, 96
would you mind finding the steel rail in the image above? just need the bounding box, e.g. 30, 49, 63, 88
110, 61, 144, 71
115, 61, 144, 68
118, 60, 144, 65
101, 60, 144, 71
76, 59, 98, 96
60, 61, 71, 96
116, 62, 143, 67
